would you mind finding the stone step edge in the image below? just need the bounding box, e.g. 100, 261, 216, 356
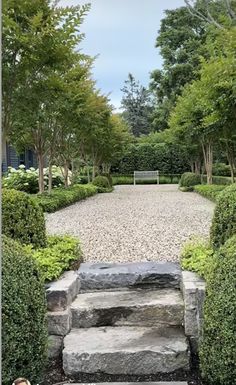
78, 261, 182, 291
70, 289, 184, 328
63, 382, 188, 385
46, 271, 80, 311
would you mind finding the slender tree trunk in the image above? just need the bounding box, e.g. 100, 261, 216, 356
87, 167, 90, 183
48, 161, 53, 194
225, 142, 235, 183
71, 159, 75, 184
37, 152, 45, 194
194, 160, 201, 175
201, 140, 213, 185
190, 162, 194, 173
64, 162, 69, 188
92, 164, 96, 180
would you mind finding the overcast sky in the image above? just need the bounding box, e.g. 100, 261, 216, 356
59, 0, 185, 110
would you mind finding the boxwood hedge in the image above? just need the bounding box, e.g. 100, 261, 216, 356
210, 183, 236, 248
2, 236, 47, 385
2, 189, 46, 247
200, 235, 236, 385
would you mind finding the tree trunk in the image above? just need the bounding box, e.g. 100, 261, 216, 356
225, 142, 235, 183
64, 162, 69, 188
190, 162, 194, 173
87, 167, 90, 183
194, 160, 201, 175
201, 141, 213, 185
92, 164, 96, 181
48, 162, 53, 194
37, 152, 45, 194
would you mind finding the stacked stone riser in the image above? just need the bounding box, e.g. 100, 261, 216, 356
45, 262, 205, 383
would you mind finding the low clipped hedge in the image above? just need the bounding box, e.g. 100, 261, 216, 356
112, 174, 181, 185
24, 235, 82, 282
194, 185, 227, 202
2, 189, 46, 247
201, 175, 231, 185
2, 236, 47, 385
34, 184, 97, 213
210, 183, 236, 248
200, 235, 236, 385
179, 172, 201, 188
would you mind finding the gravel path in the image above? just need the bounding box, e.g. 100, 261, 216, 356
46, 185, 214, 263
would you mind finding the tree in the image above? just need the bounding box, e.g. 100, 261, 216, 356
121, 73, 153, 136
169, 27, 236, 184
149, 3, 208, 131
6, 1, 91, 192
100, 114, 131, 173
184, 0, 236, 29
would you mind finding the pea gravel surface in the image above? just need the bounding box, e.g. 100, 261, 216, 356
46, 185, 215, 263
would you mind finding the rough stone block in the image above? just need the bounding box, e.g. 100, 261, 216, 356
48, 335, 63, 358
78, 261, 182, 291
71, 288, 184, 328
47, 309, 72, 336
63, 326, 190, 376
181, 270, 206, 350
46, 271, 80, 311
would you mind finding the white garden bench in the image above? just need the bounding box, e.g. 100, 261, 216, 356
133, 170, 159, 185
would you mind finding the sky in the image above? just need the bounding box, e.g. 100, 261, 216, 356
59, 0, 185, 110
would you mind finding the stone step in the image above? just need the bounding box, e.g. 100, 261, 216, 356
64, 383, 188, 385
71, 288, 184, 328
78, 262, 181, 292
63, 326, 190, 377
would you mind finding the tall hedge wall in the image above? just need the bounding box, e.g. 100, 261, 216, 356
112, 143, 190, 174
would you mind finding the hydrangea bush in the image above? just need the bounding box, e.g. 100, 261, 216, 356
2, 165, 65, 193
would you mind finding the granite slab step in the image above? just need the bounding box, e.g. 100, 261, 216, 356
77, 262, 181, 292
71, 288, 184, 328
64, 383, 188, 385
63, 326, 190, 377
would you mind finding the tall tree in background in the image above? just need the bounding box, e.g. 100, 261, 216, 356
121, 73, 153, 137
149, 3, 208, 131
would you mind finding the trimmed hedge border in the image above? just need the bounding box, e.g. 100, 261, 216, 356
194, 185, 227, 202
112, 174, 181, 185
2, 236, 47, 385
34, 184, 98, 213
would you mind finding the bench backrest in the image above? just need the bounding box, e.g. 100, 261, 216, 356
133, 170, 159, 184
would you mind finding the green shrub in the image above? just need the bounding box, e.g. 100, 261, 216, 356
212, 162, 232, 177
2, 189, 46, 247
2, 165, 65, 193
112, 174, 181, 185
113, 176, 133, 185
200, 235, 236, 385
101, 173, 113, 187
180, 172, 201, 188
181, 237, 214, 279
2, 236, 47, 385
201, 175, 231, 185
2, 165, 39, 193
34, 184, 97, 213
194, 184, 226, 202
112, 143, 190, 174
24, 235, 82, 282
92, 175, 110, 188
210, 183, 236, 248
76, 175, 89, 184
